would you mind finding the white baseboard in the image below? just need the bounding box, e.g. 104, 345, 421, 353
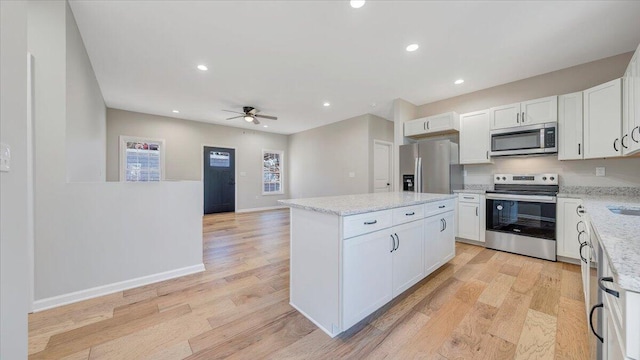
235, 205, 287, 213
32, 263, 205, 312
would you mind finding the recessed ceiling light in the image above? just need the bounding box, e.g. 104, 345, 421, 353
172, 110, 180, 113
454, 79, 465, 85
350, 0, 365, 9
405, 44, 419, 52
263, 125, 268, 128
323, 102, 331, 107
197, 64, 208, 71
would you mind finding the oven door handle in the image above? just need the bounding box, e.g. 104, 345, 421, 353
485, 193, 556, 203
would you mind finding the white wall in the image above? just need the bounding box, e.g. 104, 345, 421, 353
412, 52, 640, 188
0, 0, 29, 357
34, 181, 204, 310
288, 114, 393, 198
65, 2, 106, 182
106, 108, 289, 211
392, 99, 417, 191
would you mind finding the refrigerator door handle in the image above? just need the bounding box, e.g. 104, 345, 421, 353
414, 158, 419, 193
417, 157, 422, 193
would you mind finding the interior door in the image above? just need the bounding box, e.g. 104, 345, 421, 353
373, 141, 392, 193
203, 146, 235, 214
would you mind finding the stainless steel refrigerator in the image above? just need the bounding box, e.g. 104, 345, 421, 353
399, 139, 463, 194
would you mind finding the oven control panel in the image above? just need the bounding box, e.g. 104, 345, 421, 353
493, 173, 558, 185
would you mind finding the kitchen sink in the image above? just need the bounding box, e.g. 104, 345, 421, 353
607, 205, 640, 216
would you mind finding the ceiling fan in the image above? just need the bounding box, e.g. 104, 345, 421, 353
223, 106, 278, 125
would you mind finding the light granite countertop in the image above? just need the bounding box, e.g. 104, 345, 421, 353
577, 195, 640, 293
454, 189, 487, 194
278, 192, 456, 216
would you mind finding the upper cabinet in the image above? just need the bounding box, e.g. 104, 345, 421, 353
459, 110, 492, 164
623, 46, 640, 156
404, 111, 459, 138
583, 78, 622, 159
558, 92, 584, 160
489, 96, 557, 130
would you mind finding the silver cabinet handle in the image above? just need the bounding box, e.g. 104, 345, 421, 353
364, 220, 377, 225
614, 138, 620, 152
521, 111, 525, 122
463, 196, 474, 199
423, 122, 426, 131
590, 303, 604, 343
438, 205, 446, 209
599, 277, 620, 298
405, 211, 415, 216
426, 121, 430, 130
632, 126, 639, 143
476, 207, 478, 216
622, 134, 629, 149
440, 219, 445, 232
394, 233, 399, 251
443, 218, 447, 230
516, 112, 520, 123
390, 234, 395, 253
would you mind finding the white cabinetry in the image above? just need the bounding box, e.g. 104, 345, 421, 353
623, 46, 640, 156
456, 193, 485, 243
583, 78, 622, 159
424, 210, 455, 275
489, 96, 557, 130
342, 230, 393, 329
556, 198, 585, 260
404, 112, 460, 138
459, 110, 492, 164
392, 220, 425, 295
558, 92, 584, 160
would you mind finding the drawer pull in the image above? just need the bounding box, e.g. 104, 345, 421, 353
577, 231, 586, 246
576, 221, 585, 233
364, 220, 377, 225
599, 277, 620, 298
390, 235, 395, 253
589, 303, 604, 343
438, 205, 446, 209
576, 205, 585, 216
579, 242, 588, 264
405, 212, 415, 216
394, 233, 399, 251
463, 196, 474, 199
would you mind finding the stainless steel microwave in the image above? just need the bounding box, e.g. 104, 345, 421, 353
489, 122, 557, 156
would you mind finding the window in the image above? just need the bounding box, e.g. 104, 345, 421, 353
262, 150, 283, 195
119, 136, 165, 182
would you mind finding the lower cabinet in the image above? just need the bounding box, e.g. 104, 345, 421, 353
456, 193, 485, 242
342, 229, 394, 330
424, 210, 455, 274
557, 197, 586, 260
392, 220, 425, 296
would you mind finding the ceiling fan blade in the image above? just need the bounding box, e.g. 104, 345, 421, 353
226, 115, 244, 120
253, 118, 260, 125
255, 114, 278, 120
222, 110, 245, 115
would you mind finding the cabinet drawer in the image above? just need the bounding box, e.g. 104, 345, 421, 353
424, 199, 455, 217
343, 210, 392, 239
458, 193, 480, 203
392, 204, 424, 225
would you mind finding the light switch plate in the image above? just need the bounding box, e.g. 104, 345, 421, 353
596, 167, 605, 177
0, 143, 10, 172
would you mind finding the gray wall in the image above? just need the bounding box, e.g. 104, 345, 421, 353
0, 0, 29, 357
414, 52, 640, 188
288, 114, 393, 198
106, 108, 289, 210
65, 2, 106, 182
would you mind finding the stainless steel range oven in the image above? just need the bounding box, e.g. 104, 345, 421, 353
485, 173, 559, 261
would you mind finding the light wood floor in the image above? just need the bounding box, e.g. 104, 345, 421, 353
29, 209, 589, 359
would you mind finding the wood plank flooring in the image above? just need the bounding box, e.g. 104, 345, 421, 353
29, 209, 589, 359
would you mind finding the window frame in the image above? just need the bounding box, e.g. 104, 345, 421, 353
119, 135, 166, 182
262, 149, 284, 195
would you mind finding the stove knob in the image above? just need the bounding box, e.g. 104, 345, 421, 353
542, 176, 547, 181
502, 177, 506, 181
550, 176, 555, 181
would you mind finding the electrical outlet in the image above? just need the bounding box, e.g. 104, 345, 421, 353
0, 143, 10, 172
596, 167, 606, 177
348, 172, 355, 178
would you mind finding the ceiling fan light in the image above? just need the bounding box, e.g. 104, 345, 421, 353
244, 115, 254, 122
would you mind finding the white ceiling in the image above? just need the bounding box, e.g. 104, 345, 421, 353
69, 0, 640, 135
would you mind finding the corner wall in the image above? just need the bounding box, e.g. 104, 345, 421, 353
0, 1, 29, 357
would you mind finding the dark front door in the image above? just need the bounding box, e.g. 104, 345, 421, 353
203, 147, 235, 214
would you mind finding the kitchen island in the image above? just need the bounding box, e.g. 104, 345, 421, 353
279, 192, 457, 337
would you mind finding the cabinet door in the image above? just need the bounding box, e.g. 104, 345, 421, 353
460, 110, 491, 164
605, 305, 625, 360
626, 53, 640, 155
424, 215, 441, 275
558, 92, 584, 160
490, 103, 521, 130
557, 198, 584, 260
425, 112, 459, 133
404, 118, 427, 137
439, 211, 456, 263
392, 220, 425, 296
342, 230, 393, 329
521, 96, 558, 125
584, 78, 622, 159
457, 202, 480, 241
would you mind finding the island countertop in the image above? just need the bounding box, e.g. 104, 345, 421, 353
278, 192, 456, 216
